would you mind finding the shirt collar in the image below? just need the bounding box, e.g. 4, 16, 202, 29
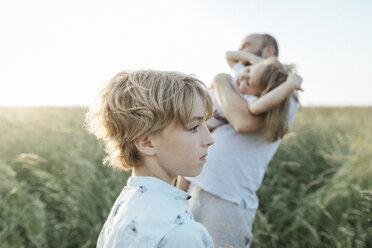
127, 176, 191, 201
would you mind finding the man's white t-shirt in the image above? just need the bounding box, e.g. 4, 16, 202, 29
187, 67, 299, 209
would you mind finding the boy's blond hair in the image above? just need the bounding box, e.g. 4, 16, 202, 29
85, 70, 213, 170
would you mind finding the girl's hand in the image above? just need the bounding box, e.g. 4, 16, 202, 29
287, 73, 303, 91
226, 51, 263, 66
241, 51, 264, 65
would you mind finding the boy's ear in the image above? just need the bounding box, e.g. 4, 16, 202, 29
134, 137, 156, 156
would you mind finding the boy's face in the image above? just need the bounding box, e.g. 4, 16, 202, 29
150, 95, 214, 180
236, 62, 265, 96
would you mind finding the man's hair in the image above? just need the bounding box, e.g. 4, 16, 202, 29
258, 57, 289, 142
261, 33, 279, 57
85, 70, 213, 170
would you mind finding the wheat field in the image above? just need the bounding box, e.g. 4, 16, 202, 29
0, 107, 371, 247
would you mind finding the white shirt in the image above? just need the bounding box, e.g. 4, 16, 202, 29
187, 63, 299, 209
97, 176, 214, 248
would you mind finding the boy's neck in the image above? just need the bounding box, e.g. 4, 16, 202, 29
132, 165, 176, 186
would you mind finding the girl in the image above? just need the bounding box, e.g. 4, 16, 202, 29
208, 51, 302, 142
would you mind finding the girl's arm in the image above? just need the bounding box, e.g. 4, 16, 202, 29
249, 73, 303, 115
226, 51, 263, 68
212, 73, 264, 133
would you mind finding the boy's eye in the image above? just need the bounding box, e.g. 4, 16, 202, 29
189, 125, 199, 132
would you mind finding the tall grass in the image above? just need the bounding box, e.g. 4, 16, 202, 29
253, 107, 372, 248
0, 107, 371, 247
0, 107, 130, 248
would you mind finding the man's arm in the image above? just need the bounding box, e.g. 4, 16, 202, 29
249, 73, 303, 115
212, 73, 264, 133
226, 51, 263, 68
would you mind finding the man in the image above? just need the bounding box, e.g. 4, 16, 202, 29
240, 33, 279, 60
179, 33, 299, 248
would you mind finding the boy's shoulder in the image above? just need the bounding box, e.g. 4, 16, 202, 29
98, 177, 212, 247
121, 177, 194, 226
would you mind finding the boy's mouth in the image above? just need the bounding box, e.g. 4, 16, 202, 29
200, 154, 208, 161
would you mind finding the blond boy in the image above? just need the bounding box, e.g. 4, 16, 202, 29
86, 70, 215, 248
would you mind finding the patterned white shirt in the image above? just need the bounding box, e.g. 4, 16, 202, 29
97, 176, 214, 248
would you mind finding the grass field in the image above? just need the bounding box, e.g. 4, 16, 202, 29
0, 107, 371, 247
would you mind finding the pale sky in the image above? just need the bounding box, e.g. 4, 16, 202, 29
0, 0, 371, 106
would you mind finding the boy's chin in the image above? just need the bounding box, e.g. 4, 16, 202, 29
184, 168, 203, 178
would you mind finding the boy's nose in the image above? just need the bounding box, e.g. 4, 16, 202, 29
203, 129, 214, 147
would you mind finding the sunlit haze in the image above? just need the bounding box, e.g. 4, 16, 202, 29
1, 0, 371, 106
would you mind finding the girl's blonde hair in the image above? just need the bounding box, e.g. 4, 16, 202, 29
85, 70, 213, 170
259, 57, 295, 143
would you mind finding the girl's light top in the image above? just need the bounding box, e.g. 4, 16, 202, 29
97, 176, 214, 248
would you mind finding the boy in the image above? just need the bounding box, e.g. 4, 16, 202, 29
86, 70, 215, 247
